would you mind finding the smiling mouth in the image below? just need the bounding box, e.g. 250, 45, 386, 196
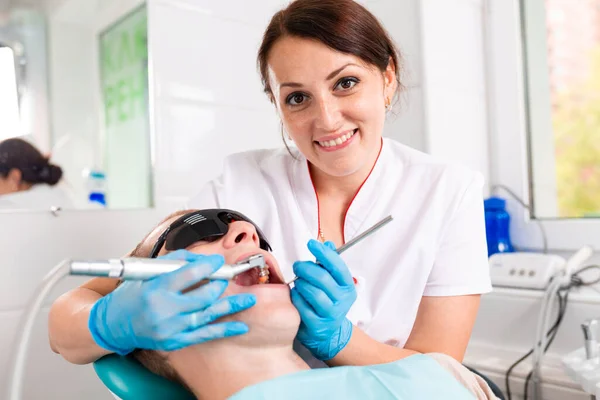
233, 259, 284, 286
315, 129, 358, 148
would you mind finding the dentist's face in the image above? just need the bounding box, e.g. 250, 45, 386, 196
267, 36, 397, 177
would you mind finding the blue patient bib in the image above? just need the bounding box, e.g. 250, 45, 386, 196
229, 354, 475, 400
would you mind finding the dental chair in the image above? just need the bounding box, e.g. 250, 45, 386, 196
93, 354, 194, 400
94, 354, 505, 400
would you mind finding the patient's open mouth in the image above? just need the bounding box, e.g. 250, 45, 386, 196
234, 258, 283, 286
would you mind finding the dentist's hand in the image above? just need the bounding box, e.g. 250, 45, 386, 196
290, 240, 357, 361
88, 250, 256, 355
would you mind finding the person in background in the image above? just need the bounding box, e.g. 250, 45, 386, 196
0, 137, 73, 209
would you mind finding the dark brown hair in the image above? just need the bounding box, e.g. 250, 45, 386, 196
0, 138, 63, 185
257, 0, 403, 99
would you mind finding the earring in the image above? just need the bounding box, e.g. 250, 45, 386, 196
385, 98, 392, 112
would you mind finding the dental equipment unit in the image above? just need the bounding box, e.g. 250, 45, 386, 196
286, 215, 393, 285
5, 254, 267, 400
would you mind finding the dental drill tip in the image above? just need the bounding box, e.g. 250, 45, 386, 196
257, 265, 270, 284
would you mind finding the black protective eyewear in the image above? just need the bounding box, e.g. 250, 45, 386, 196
149, 209, 272, 258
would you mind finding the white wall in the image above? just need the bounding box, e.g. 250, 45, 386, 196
364, 0, 426, 152
149, 0, 283, 209
0, 0, 426, 398
420, 0, 491, 191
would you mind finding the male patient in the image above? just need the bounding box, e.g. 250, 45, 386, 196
128, 209, 498, 399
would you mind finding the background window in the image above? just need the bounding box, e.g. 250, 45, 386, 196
0, 45, 22, 140
522, 0, 600, 219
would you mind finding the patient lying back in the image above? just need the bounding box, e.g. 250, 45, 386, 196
128, 210, 498, 399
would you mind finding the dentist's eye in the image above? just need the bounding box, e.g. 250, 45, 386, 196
335, 77, 359, 91
286, 93, 308, 106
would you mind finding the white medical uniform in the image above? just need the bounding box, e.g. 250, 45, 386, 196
189, 137, 492, 352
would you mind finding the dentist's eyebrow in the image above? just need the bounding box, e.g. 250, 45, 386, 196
280, 82, 303, 89
325, 63, 359, 80
279, 63, 360, 89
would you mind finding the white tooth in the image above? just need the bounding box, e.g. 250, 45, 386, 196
319, 131, 356, 147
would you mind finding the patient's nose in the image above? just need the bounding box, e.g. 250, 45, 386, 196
224, 221, 260, 249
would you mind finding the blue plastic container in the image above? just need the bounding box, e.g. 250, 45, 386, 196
87, 170, 107, 207
484, 196, 514, 257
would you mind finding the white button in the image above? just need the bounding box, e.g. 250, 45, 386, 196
385, 339, 401, 347
357, 321, 365, 329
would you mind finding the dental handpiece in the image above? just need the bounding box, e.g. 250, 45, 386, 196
70, 254, 266, 281
287, 215, 393, 285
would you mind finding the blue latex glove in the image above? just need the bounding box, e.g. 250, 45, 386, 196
89, 250, 257, 355
290, 240, 357, 361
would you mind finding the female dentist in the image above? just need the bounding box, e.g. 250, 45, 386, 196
49, 0, 491, 367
